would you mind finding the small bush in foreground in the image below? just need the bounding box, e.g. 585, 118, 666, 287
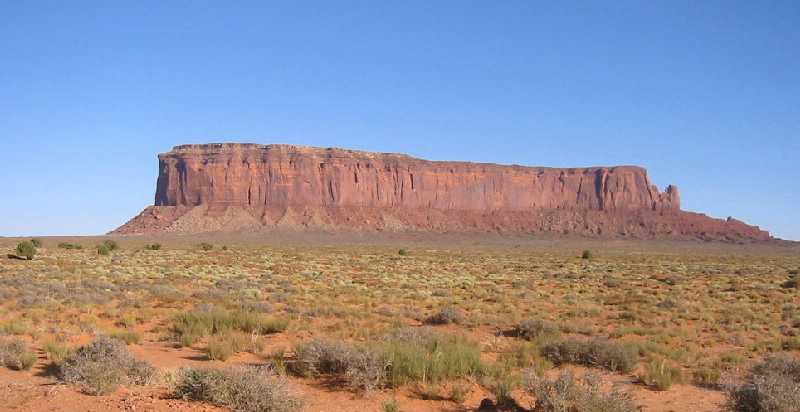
15, 241, 36, 260
639, 357, 682, 391
102, 239, 120, 251
58, 337, 155, 395
0, 338, 37, 370
174, 366, 302, 412
542, 338, 637, 373
693, 366, 721, 388
525, 369, 637, 412
516, 318, 561, 343
581, 250, 594, 260
425, 307, 464, 325
725, 355, 800, 412
96, 245, 110, 255
381, 397, 401, 412
57, 242, 83, 250
290, 338, 354, 377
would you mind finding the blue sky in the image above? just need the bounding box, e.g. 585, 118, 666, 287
1, 1, 798, 240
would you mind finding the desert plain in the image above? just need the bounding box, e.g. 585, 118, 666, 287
0, 234, 798, 412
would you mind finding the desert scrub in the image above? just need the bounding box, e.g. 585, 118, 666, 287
525, 369, 637, 412
516, 318, 561, 343
638, 357, 683, 391
424, 307, 464, 325
43, 339, 71, 364
291, 330, 484, 391
15, 241, 37, 260
0, 338, 37, 371
58, 337, 155, 395
378, 330, 485, 386
499, 341, 553, 375
725, 355, 800, 412
107, 329, 144, 345
174, 365, 303, 412
57, 242, 83, 249
542, 338, 637, 373
172, 309, 289, 344
290, 338, 357, 377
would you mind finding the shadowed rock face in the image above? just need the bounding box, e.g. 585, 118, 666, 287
113, 143, 771, 241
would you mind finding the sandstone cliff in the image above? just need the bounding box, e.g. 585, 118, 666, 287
112, 143, 771, 241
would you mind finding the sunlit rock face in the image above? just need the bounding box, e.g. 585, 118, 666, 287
112, 143, 770, 242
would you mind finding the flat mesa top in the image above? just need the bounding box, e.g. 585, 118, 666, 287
164, 143, 642, 172
166, 143, 413, 160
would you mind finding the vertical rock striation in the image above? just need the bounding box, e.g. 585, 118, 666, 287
112, 143, 771, 241
153, 143, 680, 212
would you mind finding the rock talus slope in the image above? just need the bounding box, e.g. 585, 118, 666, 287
112, 143, 771, 241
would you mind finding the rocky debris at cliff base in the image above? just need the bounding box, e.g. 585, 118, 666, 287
112, 143, 772, 242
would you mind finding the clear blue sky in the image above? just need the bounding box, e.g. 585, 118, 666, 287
1, 1, 798, 240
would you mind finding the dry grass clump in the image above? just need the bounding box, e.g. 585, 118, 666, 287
290, 329, 484, 394
174, 365, 303, 412
0, 337, 37, 371
542, 338, 637, 373
58, 337, 155, 395
726, 355, 800, 412
525, 369, 637, 412
171, 308, 289, 349
516, 318, 562, 343
638, 357, 683, 391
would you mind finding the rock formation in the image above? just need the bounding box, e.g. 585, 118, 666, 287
112, 143, 772, 241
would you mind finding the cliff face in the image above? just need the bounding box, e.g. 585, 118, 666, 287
154, 143, 680, 213
113, 143, 771, 241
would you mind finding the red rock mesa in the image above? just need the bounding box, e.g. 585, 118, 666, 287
112, 143, 771, 241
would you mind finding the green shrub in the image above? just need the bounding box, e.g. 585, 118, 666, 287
171, 309, 290, 343
15, 241, 36, 260
174, 366, 303, 412
144, 243, 162, 250
199, 242, 214, 251
378, 331, 484, 386
43, 340, 71, 364
102, 239, 120, 251
207, 337, 238, 361
290, 330, 485, 392
58, 337, 155, 395
18, 352, 37, 371
381, 397, 401, 412
398, 249, 409, 256
57, 242, 83, 250
96, 245, 110, 255
492, 376, 520, 409
581, 250, 594, 260
542, 338, 637, 373
450, 382, 470, 404
639, 358, 683, 391
525, 369, 637, 412
726, 355, 800, 412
